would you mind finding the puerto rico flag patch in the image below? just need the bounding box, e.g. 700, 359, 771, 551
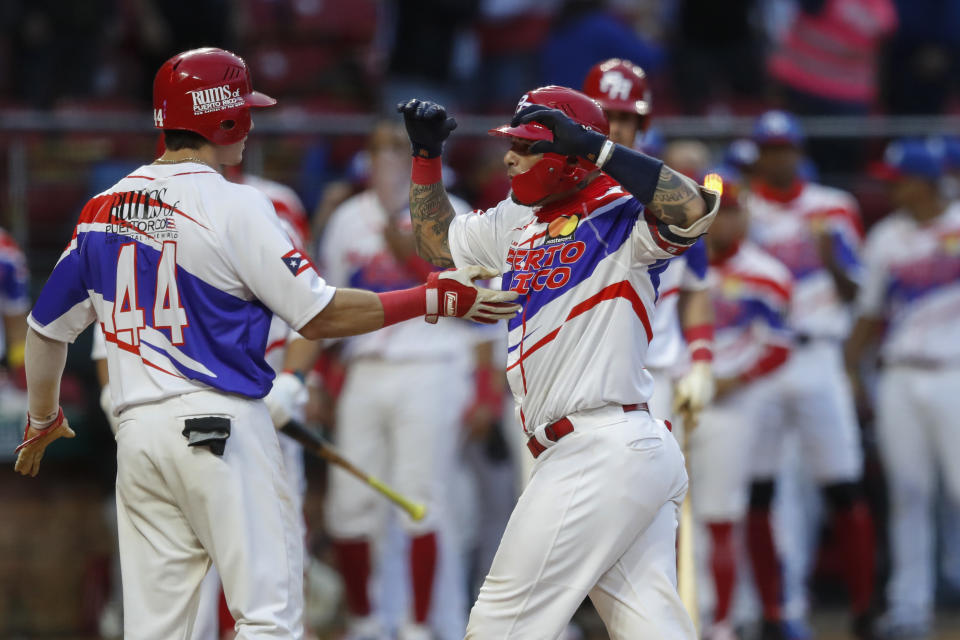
282, 249, 315, 276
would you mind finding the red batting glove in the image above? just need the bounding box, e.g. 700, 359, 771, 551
426, 266, 520, 324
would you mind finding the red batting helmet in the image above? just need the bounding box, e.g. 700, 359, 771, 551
153, 47, 276, 146
582, 58, 651, 125
489, 86, 609, 205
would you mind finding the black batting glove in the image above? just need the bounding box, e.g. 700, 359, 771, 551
397, 99, 458, 159
512, 105, 607, 162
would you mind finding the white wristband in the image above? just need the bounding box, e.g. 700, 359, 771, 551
595, 139, 616, 169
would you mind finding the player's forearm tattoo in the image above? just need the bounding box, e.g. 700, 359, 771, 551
409, 182, 456, 268
647, 167, 706, 228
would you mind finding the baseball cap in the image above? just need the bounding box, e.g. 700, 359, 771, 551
723, 138, 759, 170
870, 138, 944, 182
752, 110, 804, 146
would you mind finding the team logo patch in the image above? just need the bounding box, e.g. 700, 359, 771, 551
106, 188, 180, 241
282, 249, 315, 276
941, 231, 960, 255
544, 215, 579, 246
600, 70, 632, 100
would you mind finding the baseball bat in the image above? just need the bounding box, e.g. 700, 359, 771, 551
279, 420, 427, 522
676, 407, 700, 633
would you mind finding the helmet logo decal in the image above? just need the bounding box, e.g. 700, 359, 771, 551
600, 71, 632, 101
515, 93, 533, 114
188, 85, 243, 115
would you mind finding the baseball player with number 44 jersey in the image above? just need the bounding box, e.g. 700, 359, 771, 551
12, 47, 518, 640
847, 139, 960, 639
398, 85, 720, 638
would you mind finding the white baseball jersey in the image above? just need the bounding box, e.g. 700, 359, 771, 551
320, 189, 475, 363
746, 181, 863, 339
645, 238, 709, 371
28, 162, 335, 414
857, 202, 960, 365
448, 175, 718, 431
709, 241, 793, 380
0, 227, 29, 358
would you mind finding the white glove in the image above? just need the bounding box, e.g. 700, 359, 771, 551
264, 372, 308, 429
673, 361, 715, 416
99, 386, 122, 435
425, 266, 520, 324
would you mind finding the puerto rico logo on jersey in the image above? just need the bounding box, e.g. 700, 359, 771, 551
189, 84, 244, 115
544, 214, 580, 246
282, 249, 316, 276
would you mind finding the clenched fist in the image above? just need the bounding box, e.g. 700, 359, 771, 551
397, 99, 458, 159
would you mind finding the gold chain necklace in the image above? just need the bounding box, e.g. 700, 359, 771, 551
153, 157, 218, 170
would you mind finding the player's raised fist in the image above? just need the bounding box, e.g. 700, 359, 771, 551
426, 266, 520, 324
397, 99, 458, 159
512, 105, 607, 163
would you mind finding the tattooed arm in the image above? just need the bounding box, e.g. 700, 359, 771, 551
646, 166, 708, 229
409, 181, 456, 268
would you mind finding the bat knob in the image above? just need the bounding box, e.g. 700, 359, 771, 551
410, 503, 427, 521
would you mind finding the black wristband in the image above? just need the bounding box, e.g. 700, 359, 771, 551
600, 146, 664, 204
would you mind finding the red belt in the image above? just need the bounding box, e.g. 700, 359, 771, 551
526, 403, 649, 459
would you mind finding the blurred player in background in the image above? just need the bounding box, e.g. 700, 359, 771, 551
687, 169, 794, 640
320, 120, 482, 640
399, 83, 720, 638
745, 110, 875, 639
0, 226, 29, 384
846, 139, 960, 639
14, 47, 517, 640
582, 58, 715, 429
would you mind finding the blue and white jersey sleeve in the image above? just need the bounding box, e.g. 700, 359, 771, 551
219, 186, 335, 332
29, 236, 97, 342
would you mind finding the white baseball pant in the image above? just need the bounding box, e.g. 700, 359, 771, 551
876, 365, 960, 625
689, 382, 772, 522
466, 405, 694, 640
749, 340, 862, 482
191, 432, 307, 640
115, 389, 303, 640
324, 359, 467, 538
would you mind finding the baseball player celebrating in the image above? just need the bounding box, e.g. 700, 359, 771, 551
398, 85, 719, 638
582, 58, 715, 428
687, 170, 794, 640
12, 47, 518, 640
744, 110, 875, 639
846, 139, 960, 639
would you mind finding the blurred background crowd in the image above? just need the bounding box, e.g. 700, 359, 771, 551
2, 0, 960, 638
